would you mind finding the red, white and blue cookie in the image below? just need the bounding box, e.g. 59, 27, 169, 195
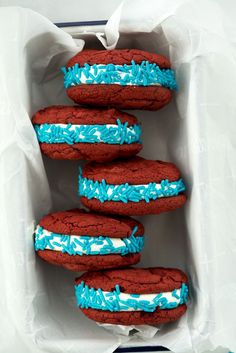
34, 209, 144, 271
78, 157, 186, 216
75, 267, 189, 325
32, 106, 142, 162
62, 49, 177, 110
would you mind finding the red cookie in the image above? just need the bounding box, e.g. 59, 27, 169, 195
62, 49, 177, 110
79, 156, 186, 216
75, 267, 189, 325
34, 209, 144, 271
32, 106, 142, 162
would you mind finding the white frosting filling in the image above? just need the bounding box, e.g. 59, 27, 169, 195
35, 226, 143, 255
81, 179, 179, 199
75, 281, 188, 312
106, 183, 178, 197
99, 288, 182, 311
38, 123, 137, 142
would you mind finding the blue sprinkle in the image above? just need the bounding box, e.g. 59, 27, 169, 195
172, 289, 180, 299
115, 285, 120, 294
130, 293, 140, 298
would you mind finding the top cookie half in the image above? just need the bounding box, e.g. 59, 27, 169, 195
62, 49, 177, 110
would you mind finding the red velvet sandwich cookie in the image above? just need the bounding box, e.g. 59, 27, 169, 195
34, 209, 144, 271
79, 156, 186, 216
32, 106, 142, 162
75, 267, 189, 325
62, 49, 177, 110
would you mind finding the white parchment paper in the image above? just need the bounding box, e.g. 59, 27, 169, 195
0, 1, 235, 352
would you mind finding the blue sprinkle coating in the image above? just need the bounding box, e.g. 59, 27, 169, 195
61, 60, 177, 89
75, 282, 189, 312
34, 225, 144, 256
78, 172, 186, 203
34, 119, 141, 145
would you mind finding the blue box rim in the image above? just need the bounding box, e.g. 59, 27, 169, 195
54, 20, 108, 28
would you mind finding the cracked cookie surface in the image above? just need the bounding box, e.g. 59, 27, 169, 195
39, 209, 144, 237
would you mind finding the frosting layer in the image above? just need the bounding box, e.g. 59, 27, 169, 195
79, 173, 186, 203
62, 61, 177, 89
34, 225, 144, 256
75, 282, 188, 312
34, 119, 141, 145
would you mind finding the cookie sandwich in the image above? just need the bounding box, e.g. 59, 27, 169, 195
34, 209, 144, 271
75, 267, 189, 325
32, 106, 142, 162
79, 156, 186, 215
62, 49, 177, 110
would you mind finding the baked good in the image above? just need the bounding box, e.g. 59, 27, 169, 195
62, 49, 177, 110
79, 156, 186, 215
32, 105, 142, 162
75, 267, 189, 325
34, 209, 144, 271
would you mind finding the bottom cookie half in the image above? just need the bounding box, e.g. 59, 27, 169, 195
37, 250, 140, 271
40, 142, 142, 162
67, 85, 172, 111
81, 195, 187, 216
81, 304, 187, 325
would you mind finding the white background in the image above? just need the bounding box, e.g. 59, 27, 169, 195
0, 1, 236, 353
